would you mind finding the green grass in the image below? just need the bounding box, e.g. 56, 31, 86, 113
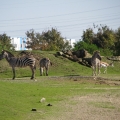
0, 51, 120, 119
0, 79, 120, 120
0, 51, 92, 79
0, 50, 120, 79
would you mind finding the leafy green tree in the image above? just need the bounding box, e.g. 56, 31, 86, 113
74, 41, 98, 54
42, 28, 65, 50
114, 27, 120, 55
93, 25, 115, 49
0, 33, 14, 51
26, 28, 71, 51
74, 25, 116, 55
82, 28, 94, 44
62, 40, 72, 50
26, 29, 40, 50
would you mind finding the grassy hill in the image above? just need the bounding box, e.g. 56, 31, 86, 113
0, 50, 120, 80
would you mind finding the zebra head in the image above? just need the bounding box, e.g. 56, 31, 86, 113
0, 50, 7, 60
0, 50, 14, 60
93, 51, 101, 61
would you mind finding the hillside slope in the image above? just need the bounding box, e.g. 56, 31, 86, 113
0, 51, 120, 80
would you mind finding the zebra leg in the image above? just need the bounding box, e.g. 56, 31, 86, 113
46, 68, 48, 76
12, 67, 15, 80
94, 66, 97, 76
98, 66, 100, 75
30, 66, 35, 79
40, 67, 43, 76
43, 68, 45, 76
92, 66, 95, 76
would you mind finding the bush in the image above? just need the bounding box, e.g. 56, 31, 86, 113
74, 41, 98, 54
99, 48, 113, 56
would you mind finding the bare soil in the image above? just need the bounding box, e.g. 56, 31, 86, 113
45, 76, 120, 120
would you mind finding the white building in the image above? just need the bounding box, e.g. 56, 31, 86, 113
10, 37, 76, 51
10, 37, 30, 51
66, 39, 76, 48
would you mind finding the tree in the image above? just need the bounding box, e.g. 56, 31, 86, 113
26, 28, 71, 51
114, 27, 120, 55
93, 25, 115, 49
0, 33, 14, 51
42, 28, 65, 50
74, 41, 98, 54
74, 24, 116, 55
82, 28, 94, 44
26, 29, 40, 50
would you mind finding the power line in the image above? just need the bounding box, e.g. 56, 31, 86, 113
0, 12, 120, 26
1, 17, 120, 33
0, 13, 120, 27
0, 5, 120, 22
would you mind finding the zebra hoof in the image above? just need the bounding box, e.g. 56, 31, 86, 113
31, 77, 34, 79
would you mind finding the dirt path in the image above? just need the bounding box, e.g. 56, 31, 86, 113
45, 76, 120, 120
55, 94, 120, 120
47, 91, 120, 120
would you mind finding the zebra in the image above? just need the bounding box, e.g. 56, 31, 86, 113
40, 58, 52, 76
0, 50, 36, 80
91, 51, 102, 76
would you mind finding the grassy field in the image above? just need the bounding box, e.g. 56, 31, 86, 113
0, 50, 120, 79
0, 78, 120, 120
0, 51, 120, 120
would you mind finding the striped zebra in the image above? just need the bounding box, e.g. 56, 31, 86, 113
91, 51, 102, 76
40, 58, 52, 76
0, 50, 36, 80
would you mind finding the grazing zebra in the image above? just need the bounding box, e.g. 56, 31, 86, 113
91, 51, 102, 76
40, 58, 52, 76
0, 50, 36, 80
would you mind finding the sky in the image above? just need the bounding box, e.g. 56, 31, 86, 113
0, 0, 120, 41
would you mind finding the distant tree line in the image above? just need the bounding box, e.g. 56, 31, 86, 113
0, 33, 15, 51
74, 24, 120, 56
0, 25, 120, 56
0, 28, 71, 52
25, 28, 71, 51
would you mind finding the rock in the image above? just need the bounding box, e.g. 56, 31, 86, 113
47, 103, 52, 106
31, 108, 37, 111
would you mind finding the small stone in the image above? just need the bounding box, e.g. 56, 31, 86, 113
47, 103, 52, 106
31, 108, 37, 111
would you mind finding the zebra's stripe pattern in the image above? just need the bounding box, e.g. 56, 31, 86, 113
0, 50, 36, 80
15, 57, 35, 67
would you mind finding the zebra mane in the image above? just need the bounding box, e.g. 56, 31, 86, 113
92, 50, 101, 60
3, 50, 15, 57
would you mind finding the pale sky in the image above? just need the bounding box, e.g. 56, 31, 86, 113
0, 0, 120, 41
